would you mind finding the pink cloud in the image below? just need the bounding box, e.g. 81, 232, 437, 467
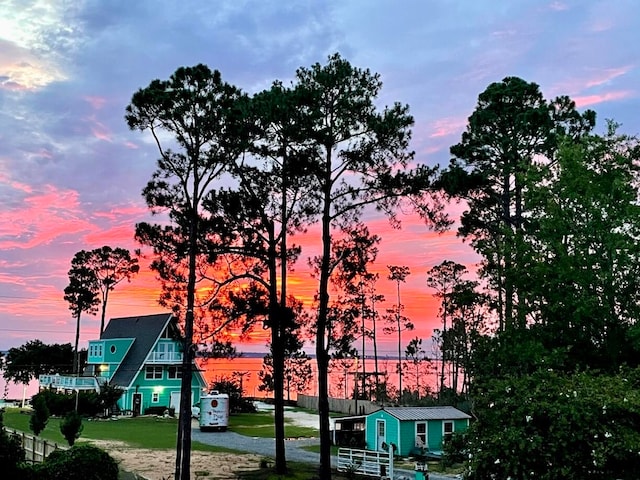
83, 224, 137, 246
429, 117, 467, 138
585, 66, 634, 88
574, 90, 634, 107
91, 125, 113, 142
0, 172, 33, 194
84, 95, 107, 110
0, 184, 99, 249
92, 204, 149, 221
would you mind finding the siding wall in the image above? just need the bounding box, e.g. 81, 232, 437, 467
363, 415, 471, 456
119, 370, 204, 413
365, 410, 400, 452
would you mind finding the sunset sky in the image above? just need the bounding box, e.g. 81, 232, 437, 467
1, 0, 639, 358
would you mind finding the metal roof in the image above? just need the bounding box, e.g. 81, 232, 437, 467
378, 406, 471, 421
102, 313, 176, 389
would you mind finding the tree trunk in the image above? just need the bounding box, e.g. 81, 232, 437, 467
316, 154, 333, 479
175, 205, 198, 480
270, 224, 287, 474
73, 312, 81, 374
100, 288, 109, 338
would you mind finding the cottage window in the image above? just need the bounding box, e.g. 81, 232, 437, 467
415, 422, 427, 447
152, 392, 160, 403
145, 366, 163, 380
443, 421, 454, 440
167, 366, 182, 379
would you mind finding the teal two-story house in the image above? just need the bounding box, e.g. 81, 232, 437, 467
365, 406, 471, 457
41, 313, 207, 415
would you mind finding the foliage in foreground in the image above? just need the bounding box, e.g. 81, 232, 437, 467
21, 444, 119, 480
465, 369, 640, 479
0, 411, 25, 479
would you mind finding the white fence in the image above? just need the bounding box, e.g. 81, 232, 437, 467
4, 428, 64, 463
337, 447, 394, 479
297, 394, 380, 415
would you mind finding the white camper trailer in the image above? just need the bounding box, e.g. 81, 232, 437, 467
199, 391, 230, 431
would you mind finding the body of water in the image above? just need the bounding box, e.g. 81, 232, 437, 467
201, 355, 440, 401
1, 355, 441, 403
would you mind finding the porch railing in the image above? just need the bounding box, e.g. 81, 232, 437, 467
38, 375, 104, 391
337, 447, 394, 479
145, 351, 183, 363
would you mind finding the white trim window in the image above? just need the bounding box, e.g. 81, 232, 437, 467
415, 421, 427, 448
145, 366, 162, 380
152, 392, 160, 403
443, 420, 454, 441
167, 366, 182, 379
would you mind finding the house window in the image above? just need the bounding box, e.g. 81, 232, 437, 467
152, 392, 160, 403
415, 422, 427, 448
89, 343, 103, 357
110, 345, 116, 354
443, 421, 454, 441
145, 366, 162, 380
167, 366, 182, 379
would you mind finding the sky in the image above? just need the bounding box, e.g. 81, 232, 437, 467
1, 0, 639, 358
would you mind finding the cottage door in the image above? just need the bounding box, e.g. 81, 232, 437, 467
132, 393, 142, 417
376, 419, 386, 451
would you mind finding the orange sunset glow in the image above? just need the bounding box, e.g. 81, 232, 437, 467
1, 1, 638, 364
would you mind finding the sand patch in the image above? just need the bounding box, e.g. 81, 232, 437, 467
83, 439, 263, 479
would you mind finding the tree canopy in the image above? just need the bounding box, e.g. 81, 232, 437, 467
2, 340, 74, 385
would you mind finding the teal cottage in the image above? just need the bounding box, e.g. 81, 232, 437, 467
365, 406, 471, 457
39, 313, 207, 415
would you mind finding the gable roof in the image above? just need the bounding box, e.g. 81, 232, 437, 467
376, 406, 471, 421
101, 313, 176, 389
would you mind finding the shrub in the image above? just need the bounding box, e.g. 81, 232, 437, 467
40, 444, 118, 480
144, 406, 175, 416
60, 411, 83, 446
442, 431, 466, 466
30, 394, 50, 436
466, 369, 640, 480
33, 389, 103, 417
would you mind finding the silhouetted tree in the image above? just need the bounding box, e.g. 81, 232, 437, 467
64, 259, 99, 374
295, 54, 448, 477
2, 340, 74, 385
385, 265, 412, 402
72, 247, 139, 336
126, 64, 248, 480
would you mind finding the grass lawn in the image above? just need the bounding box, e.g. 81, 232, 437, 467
3, 408, 238, 452
229, 411, 318, 438
3, 407, 317, 449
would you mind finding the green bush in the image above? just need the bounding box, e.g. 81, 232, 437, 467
30, 394, 50, 436
465, 369, 640, 480
144, 406, 174, 416
442, 431, 467, 466
60, 411, 84, 446
39, 444, 118, 480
